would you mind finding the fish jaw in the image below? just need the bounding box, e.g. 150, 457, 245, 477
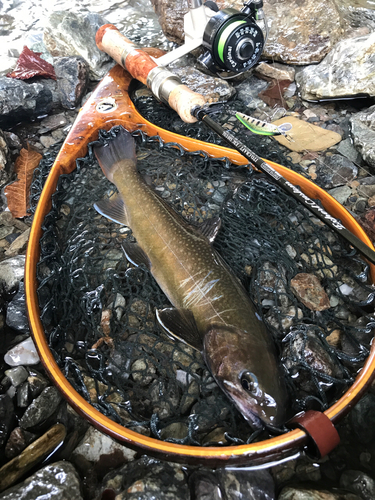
203, 325, 287, 429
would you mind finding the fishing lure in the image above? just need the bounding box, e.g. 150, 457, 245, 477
235, 111, 292, 137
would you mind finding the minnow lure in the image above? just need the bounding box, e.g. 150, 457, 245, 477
235, 111, 292, 137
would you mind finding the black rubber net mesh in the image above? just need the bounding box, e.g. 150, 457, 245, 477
30, 127, 375, 447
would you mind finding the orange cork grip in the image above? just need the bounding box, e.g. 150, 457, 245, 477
96, 24, 206, 123
96, 24, 158, 85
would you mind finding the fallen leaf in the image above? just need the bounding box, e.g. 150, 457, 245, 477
6, 46, 56, 80
5, 146, 42, 218
258, 79, 292, 108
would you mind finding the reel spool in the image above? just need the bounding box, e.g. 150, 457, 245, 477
198, 1, 265, 76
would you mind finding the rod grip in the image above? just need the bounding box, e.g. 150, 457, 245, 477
96, 24, 206, 123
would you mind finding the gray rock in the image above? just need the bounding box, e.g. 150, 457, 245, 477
296, 33, 375, 100
0, 77, 56, 127
0, 394, 14, 448
350, 105, 375, 169
262, 0, 342, 65
340, 470, 375, 500
4, 427, 38, 460
0, 461, 83, 500
336, 138, 362, 164
172, 66, 235, 103
43, 11, 114, 80
349, 393, 375, 444
328, 185, 352, 205
99, 456, 189, 499
19, 386, 62, 430
316, 154, 358, 188
336, 1, 375, 35
6, 281, 30, 333
0, 255, 25, 295
54, 56, 89, 109
220, 468, 275, 500
0, 130, 12, 189
4, 366, 28, 387
236, 74, 269, 110
278, 486, 361, 499
27, 369, 49, 399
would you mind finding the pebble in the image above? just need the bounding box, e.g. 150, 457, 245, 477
0, 395, 14, 448
278, 486, 361, 499
0, 256, 25, 295
340, 470, 375, 500
4, 427, 38, 460
19, 387, 62, 430
5, 282, 29, 333
4, 366, 28, 387
328, 185, 352, 205
4, 337, 40, 367
290, 273, 331, 311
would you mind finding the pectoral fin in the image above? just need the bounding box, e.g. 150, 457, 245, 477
94, 194, 128, 226
156, 308, 203, 351
196, 216, 221, 243
122, 240, 151, 270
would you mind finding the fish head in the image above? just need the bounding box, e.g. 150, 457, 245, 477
203, 325, 287, 430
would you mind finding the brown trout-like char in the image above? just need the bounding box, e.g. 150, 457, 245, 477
94, 126, 287, 429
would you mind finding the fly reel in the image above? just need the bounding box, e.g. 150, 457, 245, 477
198, 1, 265, 76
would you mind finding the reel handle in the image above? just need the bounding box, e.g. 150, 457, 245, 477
96, 24, 206, 123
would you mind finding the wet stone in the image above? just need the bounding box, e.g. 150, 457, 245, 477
290, 273, 330, 312
5, 281, 29, 333
0, 77, 56, 127
43, 11, 114, 80
54, 56, 89, 109
0, 130, 12, 189
171, 66, 235, 103
236, 75, 269, 110
0, 394, 14, 447
19, 386, 62, 430
0, 460, 83, 500
0, 255, 25, 295
27, 369, 49, 399
336, 138, 362, 164
315, 154, 358, 189
296, 32, 375, 100
72, 426, 136, 465
16, 381, 30, 408
278, 486, 362, 499
350, 105, 375, 169
349, 393, 375, 444
255, 61, 295, 81
4, 337, 40, 367
4, 366, 28, 387
339, 470, 375, 500
4, 427, 38, 460
219, 467, 276, 500
328, 185, 352, 205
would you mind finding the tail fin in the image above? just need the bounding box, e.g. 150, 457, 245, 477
94, 126, 137, 182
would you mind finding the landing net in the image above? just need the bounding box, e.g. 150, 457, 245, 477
30, 128, 375, 446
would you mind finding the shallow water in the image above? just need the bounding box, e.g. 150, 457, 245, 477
0, 0, 171, 74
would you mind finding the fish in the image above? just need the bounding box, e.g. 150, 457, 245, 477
93, 126, 287, 430
235, 111, 292, 137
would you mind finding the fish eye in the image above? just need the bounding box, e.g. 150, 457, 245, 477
240, 371, 259, 393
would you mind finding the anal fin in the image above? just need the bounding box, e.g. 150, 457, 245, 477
156, 308, 203, 351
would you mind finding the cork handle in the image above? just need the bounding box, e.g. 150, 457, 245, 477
96, 24, 206, 123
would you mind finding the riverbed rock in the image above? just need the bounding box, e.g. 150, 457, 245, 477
19, 386, 62, 430
0, 255, 25, 294
0, 77, 56, 128
315, 154, 358, 188
150, 0, 342, 65
0, 394, 14, 448
350, 105, 375, 169
172, 66, 235, 103
54, 56, 89, 109
262, 0, 343, 65
5, 281, 30, 333
4, 337, 40, 367
295, 32, 375, 101
0, 460, 83, 500
278, 486, 362, 499
340, 470, 375, 500
0, 130, 12, 188
43, 11, 114, 80
290, 273, 330, 312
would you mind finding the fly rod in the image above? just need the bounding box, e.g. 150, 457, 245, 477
96, 24, 375, 265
